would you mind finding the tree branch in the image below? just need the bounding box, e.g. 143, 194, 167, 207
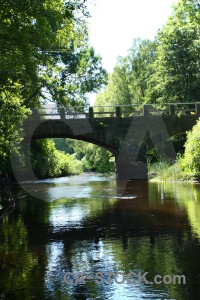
23, 85, 43, 106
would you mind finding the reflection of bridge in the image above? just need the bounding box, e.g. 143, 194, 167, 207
24, 103, 200, 180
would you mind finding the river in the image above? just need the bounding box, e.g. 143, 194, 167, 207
0, 173, 200, 300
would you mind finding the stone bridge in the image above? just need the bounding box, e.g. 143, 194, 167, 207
23, 103, 200, 180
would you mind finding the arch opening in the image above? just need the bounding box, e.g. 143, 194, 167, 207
52, 138, 115, 174
29, 137, 116, 180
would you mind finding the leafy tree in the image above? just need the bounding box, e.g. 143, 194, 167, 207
53, 138, 115, 173
0, 82, 29, 169
95, 38, 156, 109
0, 0, 106, 107
80, 143, 115, 173
145, 0, 200, 103
31, 139, 82, 178
53, 138, 75, 154
127, 39, 156, 103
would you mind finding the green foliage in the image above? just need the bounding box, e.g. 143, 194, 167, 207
181, 117, 200, 177
146, 0, 200, 103
54, 138, 115, 173
33, 138, 115, 177
31, 140, 82, 178
148, 158, 189, 181
0, 0, 106, 107
53, 138, 75, 154
149, 117, 200, 181
80, 144, 115, 173
0, 82, 29, 168
3, 0, 200, 178
95, 38, 156, 107
146, 147, 159, 165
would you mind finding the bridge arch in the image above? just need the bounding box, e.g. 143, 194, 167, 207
30, 119, 119, 157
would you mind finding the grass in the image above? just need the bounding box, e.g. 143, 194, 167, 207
148, 159, 195, 182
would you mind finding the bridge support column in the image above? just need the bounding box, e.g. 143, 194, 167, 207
169, 104, 175, 116
89, 107, 94, 119
116, 106, 121, 118
116, 159, 148, 180
60, 108, 65, 120
143, 105, 149, 117
115, 152, 148, 180
195, 103, 200, 115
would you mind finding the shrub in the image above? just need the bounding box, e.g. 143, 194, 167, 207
31, 140, 82, 179
181, 117, 200, 178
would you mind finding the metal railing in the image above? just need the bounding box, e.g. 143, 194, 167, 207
30, 103, 200, 120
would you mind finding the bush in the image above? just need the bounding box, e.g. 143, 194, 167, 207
53, 138, 115, 174
79, 143, 115, 173
149, 117, 200, 181
31, 140, 82, 179
181, 117, 200, 178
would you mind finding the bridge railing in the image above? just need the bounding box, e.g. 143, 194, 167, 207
30, 103, 200, 120
33, 106, 88, 120
172, 103, 196, 115
92, 105, 116, 118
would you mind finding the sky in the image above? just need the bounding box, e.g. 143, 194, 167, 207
87, 0, 177, 72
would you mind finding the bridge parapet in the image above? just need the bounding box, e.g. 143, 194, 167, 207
31, 103, 200, 120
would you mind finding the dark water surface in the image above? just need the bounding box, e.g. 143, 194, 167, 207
1, 173, 200, 300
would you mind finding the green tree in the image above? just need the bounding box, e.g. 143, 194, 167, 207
31, 139, 82, 178
0, 82, 29, 169
53, 138, 75, 154
127, 39, 156, 103
80, 144, 115, 173
95, 38, 156, 108
54, 138, 115, 173
145, 0, 200, 103
0, 0, 106, 107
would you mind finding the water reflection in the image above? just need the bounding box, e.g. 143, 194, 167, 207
151, 181, 200, 240
0, 174, 200, 299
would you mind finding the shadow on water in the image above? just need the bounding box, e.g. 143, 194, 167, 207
0, 174, 200, 299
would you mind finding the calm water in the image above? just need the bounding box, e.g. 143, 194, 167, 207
1, 173, 200, 300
